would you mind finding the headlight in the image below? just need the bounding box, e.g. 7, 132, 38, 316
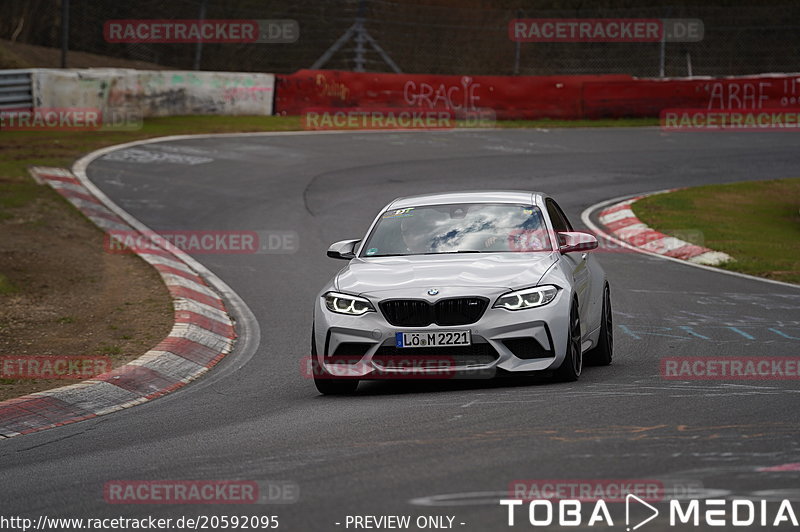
324, 292, 375, 315
494, 285, 559, 310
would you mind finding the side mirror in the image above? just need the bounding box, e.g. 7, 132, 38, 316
327, 239, 360, 260
558, 232, 598, 254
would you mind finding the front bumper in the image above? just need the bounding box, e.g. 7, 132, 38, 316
312, 288, 571, 379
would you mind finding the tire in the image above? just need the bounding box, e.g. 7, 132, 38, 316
311, 325, 359, 395
586, 284, 613, 366
554, 302, 582, 382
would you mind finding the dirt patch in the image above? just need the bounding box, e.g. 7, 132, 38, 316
0, 188, 173, 401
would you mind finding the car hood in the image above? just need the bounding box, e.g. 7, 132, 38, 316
336, 253, 557, 296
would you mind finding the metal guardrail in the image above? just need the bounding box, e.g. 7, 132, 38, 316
0, 69, 33, 110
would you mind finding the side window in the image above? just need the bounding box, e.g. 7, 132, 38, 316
553, 201, 574, 231
545, 199, 572, 233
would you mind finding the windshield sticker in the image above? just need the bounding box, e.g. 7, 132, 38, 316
366, 248, 378, 256
382, 208, 415, 219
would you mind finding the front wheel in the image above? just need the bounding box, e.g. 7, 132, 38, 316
586, 284, 613, 366
554, 302, 582, 382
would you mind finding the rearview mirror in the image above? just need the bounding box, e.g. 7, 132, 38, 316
327, 239, 361, 260
558, 232, 598, 254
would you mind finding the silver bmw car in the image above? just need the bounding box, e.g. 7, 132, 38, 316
311, 191, 612, 394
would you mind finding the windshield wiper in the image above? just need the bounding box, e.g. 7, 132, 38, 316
423, 249, 485, 255
370, 250, 487, 257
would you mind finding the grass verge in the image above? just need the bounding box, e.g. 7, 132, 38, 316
632, 178, 800, 285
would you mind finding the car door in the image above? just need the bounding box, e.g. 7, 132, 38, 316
546, 199, 591, 331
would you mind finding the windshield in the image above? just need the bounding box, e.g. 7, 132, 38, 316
361, 203, 552, 257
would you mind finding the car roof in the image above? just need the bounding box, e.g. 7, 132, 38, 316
387, 190, 545, 209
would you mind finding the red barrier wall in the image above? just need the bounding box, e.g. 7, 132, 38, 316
275, 70, 632, 120
584, 74, 800, 118
275, 70, 800, 120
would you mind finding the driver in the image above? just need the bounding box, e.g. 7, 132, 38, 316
400, 214, 430, 253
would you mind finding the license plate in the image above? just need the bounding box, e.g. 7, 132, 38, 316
395, 330, 472, 348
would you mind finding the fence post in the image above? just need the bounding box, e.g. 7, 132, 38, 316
60, 0, 69, 68
193, 0, 209, 70
513, 9, 522, 75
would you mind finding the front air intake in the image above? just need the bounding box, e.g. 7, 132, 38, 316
502, 337, 553, 360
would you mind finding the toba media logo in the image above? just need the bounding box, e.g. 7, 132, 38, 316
499, 497, 799, 529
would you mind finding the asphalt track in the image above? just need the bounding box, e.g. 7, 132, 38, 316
2, 128, 800, 531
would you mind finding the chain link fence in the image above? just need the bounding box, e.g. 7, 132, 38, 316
1, 0, 798, 77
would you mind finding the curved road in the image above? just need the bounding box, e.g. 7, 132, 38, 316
2, 129, 800, 530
